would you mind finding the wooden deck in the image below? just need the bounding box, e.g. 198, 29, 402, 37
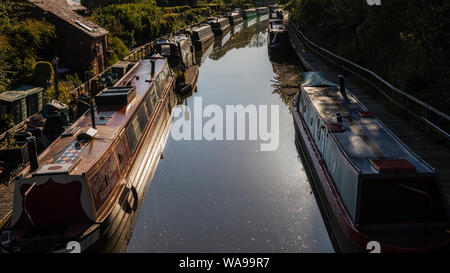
0, 183, 13, 229
287, 23, 450, 205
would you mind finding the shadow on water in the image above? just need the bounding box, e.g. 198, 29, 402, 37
122, 17, 334, 253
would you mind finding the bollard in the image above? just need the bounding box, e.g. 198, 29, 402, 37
90, 97, 96, 129
338, 75, 345, 91
151, 59, 156, 76
26, 136, 39, 172
338, 75, 350, 103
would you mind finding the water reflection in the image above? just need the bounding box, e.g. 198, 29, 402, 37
245, 17, 258, 28
232, 23, 243, 34
258, 14, 269, 22
195, 43, 214, 66
214, 31, 231, 48
269, 51, 303, 105
126, 17, 334, 253
210, 20, 268, 61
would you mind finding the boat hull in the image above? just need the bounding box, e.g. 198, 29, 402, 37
212, 24, 231, 36
228, 16, 243, 25
192, 33, 215, 52
291, 97, 450, 253
87, 83, 176, 253
243, 13, 257, 20
268, 31, 289, 51
1, 70, 177, 253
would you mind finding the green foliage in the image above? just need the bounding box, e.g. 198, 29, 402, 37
89, 1, 172, 48
108, 36, 130, 65
0, 114, 14, 134
0, 1, 56, 92
89, 2, 216, 48
81, 0, 158, 9
30, 61, 54, 88
45, 74, 82, 105
290, 0, 450, 114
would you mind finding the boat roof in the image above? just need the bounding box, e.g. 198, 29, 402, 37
215, 17, 229, 23
228, 12, 241, 17
301, 72, 434, 175
269, 22, 286, 32
192, 24, 211, 32
27, 57, 168, 177
156, 34, 190, 46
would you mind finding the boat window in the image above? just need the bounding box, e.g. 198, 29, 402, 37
137, 104, 149, 132
317, 120, 321, 140
153, 77, 162, 97
145, 94, 153, 117
161, 44, 171, 55
116, 134, 130, 172
126, 123, 137, 153
156, 70, 166, 96
159, 67, 167, 82
126, 117, 142, 152
151, 84, 159, 105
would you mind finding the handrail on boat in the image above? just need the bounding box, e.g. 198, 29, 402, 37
288, 22, 450, 142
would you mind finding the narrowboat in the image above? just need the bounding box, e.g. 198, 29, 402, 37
244, 16, 257, 28
155, 34, 195, 69
268, 5, 278, 11
292, 72, 450, 253
268, 21, 289, 51
255, 7, 269, 15
269, 9, 283, 22
208, 17, 231, 36
242, 8, 257, 20
0, 56, 177, 253
227, 12, 243, 26
154, 35, 199, 97
187, 24, 215, 52
232, 22, 243, 34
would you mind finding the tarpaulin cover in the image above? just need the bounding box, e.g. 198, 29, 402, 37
301, 72, 337, 87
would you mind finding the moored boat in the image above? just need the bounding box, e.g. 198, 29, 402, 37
0, 56, 177, 253
292, 72, 450, 252
226, 12, 243, 26
242, 8, 257, 20
155, 35, 199, 97
269, 9, 283, 22
208, 17, 231, 36
268, 5, 278, 12
155, 34, 195, 69
255, 7, 269, 15
187, 24, 215, 52
268, 20, 289, 51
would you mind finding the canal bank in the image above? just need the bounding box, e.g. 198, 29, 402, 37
126, 17, 334, 252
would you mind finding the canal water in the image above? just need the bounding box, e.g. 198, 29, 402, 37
126, 17, 334, 252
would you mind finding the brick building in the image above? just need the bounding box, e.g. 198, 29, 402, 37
27, 0, 109, 75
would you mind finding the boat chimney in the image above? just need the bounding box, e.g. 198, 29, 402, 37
90, 96, 96, 129
26, 136, 39, 172
338, 75, 350, 104
151, 59, 156, 76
